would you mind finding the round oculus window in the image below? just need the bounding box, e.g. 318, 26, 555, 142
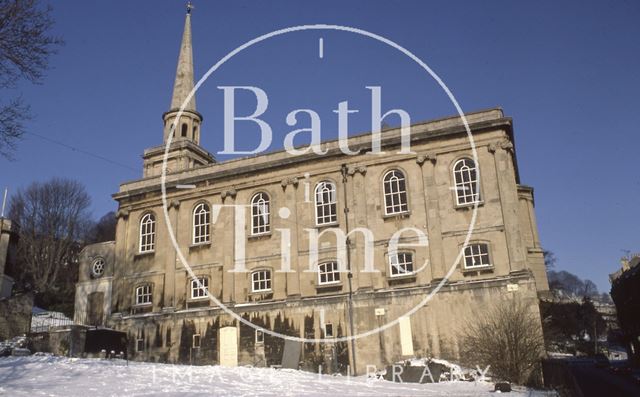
92, 258, 105, 278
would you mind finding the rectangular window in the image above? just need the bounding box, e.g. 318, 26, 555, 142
318, 261, 341, 285
325, 323, 334, 338
252, 270, 272, 292
389, 252, 414, 277
136, 339, 144, 352
255, 330, 264, 345
190, 277, 209, 299
135, 284, 152, 305
192, 334, 201, 348
463, 243, 491, 269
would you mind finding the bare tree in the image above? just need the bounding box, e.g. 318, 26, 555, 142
89, 211, 117, 243
0, 0, 62, 158
459, 299, 545, 385
8, 178, 91, 295
543, 249, 556, 268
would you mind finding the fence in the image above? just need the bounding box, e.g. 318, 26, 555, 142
30, 310, 75, 333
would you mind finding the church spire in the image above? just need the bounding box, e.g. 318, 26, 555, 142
162, 3, 202, 145
169, 4, 196, 112
143, 2, 214, 178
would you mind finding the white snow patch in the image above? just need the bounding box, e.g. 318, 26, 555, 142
0, 356, 557, 396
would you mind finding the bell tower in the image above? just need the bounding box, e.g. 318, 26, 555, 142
142, 3, 215, 178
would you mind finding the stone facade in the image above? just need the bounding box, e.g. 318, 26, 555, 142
0, 218, 18, 298
74, 11, 549, 373
0, 292, 33, 340
610, 255, 640, 365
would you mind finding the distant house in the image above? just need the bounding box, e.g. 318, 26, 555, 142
610, 255, 640, 365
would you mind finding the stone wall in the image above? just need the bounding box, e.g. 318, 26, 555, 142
0, 218, 18, 298
111, 272, 540, 374
30, 326, 87, 357
0, 292, 34, 340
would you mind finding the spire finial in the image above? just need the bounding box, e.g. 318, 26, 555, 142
186, 1, 194, 14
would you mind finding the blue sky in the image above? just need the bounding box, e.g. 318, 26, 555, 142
1, 0, 638, 293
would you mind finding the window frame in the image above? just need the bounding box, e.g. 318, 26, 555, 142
91, 257, 105, 278
255, 329, 264, 345
388, 251, 415, 277
192, 202, 211, 245
463, 243, 492, 269
251, 269, 272, 293
139, 213, 156, 253
190, 276, 209, 300
317, 261, 341, 285
192, 334, 201, 348
136, 338, 144, 352
250, 192, 271, 235
453, 158, 481, 206
382, 169, 409, 216
324, 323, 334, 338
314, 181, 338, 226
135, 284, 153, 306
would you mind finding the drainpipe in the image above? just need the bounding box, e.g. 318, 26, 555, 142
340, 164, 357, 375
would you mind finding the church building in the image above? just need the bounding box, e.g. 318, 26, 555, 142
74, 9, 549, 373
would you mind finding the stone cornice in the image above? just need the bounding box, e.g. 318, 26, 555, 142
115, 109, 513, 201
143, 139, 215, 162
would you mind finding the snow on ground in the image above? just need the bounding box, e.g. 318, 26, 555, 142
0, 355, 556, 397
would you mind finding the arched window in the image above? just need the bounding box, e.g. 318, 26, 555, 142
315, 181, 337, 225
251, 192, 270, 235
139, 213, 156, 253
135, 284, 152, 305
251, 270, 272, 292
453, 158, 480, 205
463, 243, 491, 269
318, 261, 340, 285
181, 123, 188, 137
193, 203, 210, 244
383, 169, 409, 215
